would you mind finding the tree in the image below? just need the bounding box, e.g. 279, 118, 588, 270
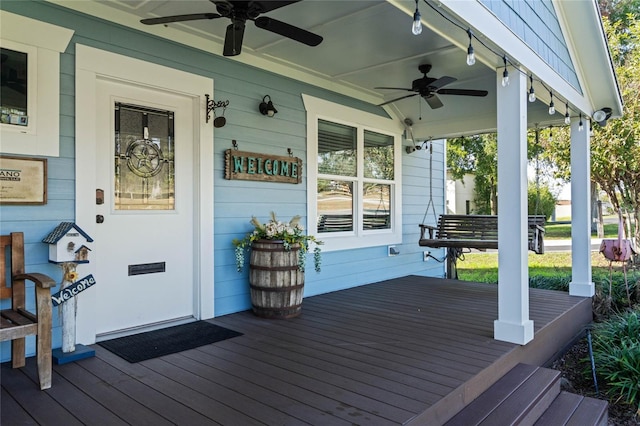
528, 182, 557, 220
447, 131, 557, 216
541, 11, 640, 252
447, 134, 497, 214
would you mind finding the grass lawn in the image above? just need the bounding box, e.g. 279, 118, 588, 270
544, 222, 618, 239
454, 220, 627, 281
457, 251, 615, 283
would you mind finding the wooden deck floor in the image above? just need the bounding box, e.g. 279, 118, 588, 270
1, 275, 592, 426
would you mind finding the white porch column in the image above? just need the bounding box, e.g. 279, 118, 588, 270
494, 68, 534, 345
569, 119, 594, 296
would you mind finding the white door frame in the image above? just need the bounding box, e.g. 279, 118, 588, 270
75, 44, 214, 345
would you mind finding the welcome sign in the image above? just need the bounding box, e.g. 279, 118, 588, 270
224, 149, 302, 184
51, 274, 96, 306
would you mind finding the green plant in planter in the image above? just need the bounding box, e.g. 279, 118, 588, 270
233, 212, 323, 273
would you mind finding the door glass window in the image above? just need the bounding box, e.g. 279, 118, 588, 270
114, 103, 175, 210
0, 48, 28, 126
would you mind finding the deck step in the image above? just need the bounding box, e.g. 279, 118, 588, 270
534, 391, 608, 426
444, 364, 607, 426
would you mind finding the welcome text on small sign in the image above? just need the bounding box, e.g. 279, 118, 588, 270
224, 149, 302, 184
51, 274, 96, 306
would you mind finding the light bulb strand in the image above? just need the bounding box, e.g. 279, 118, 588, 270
466, 29, 475, 66
412, 0, 422, 35
501, 56, 509, 87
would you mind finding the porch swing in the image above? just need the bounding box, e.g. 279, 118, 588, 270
418, 136, 546, 279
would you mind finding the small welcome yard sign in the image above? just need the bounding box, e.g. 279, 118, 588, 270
224, 149, 302, 184
51, 274, 96, 306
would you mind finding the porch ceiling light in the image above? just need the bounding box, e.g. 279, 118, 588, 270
259, 95, 278, 117
412, 0, 422, 35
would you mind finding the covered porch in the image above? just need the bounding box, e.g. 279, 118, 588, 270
2, 275, 592, 425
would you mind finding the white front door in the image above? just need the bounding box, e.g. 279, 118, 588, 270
75, 45, 215, 344
93, 80, 195, 337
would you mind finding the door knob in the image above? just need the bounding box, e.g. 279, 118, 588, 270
96, 215, 104, 223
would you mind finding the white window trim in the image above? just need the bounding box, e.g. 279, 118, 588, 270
302, 94, 404, 252
0, 11, 73, 157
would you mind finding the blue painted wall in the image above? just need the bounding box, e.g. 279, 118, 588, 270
0, 1, 445, 360
479, 0, 580, 92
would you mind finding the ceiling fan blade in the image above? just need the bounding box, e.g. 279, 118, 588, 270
378, 93, 418, 106
424, 94, 444, 109
141, 13, 221, 25
375, 87, 413, 91
223, 21, 245, 56
254, 0, 301, 14
437, 88, 488, 97
254, 17, 323, 46
428, 76, 456, 90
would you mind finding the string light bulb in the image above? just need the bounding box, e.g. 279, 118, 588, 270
528, 75, 536, 102
412, 0, 422, 35
501, 56, 509, 87
564, 103, 571, 125
578, 113, 584, 131
548, 92, 555, 115
466, 29, 475, 66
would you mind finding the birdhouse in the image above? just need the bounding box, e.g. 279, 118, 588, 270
43, 222, 94, 264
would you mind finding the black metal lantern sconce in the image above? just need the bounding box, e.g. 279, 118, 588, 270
205, 94, 230, 128
259, 95, 278, 117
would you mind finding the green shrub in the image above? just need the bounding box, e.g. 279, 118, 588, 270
593, 270, 640, 309
528, 275, 570, 291
591, 308, 640, 409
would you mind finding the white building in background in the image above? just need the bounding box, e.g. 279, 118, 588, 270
446, 172, 476, 214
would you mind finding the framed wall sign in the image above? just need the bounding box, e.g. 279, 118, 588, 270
224, 149, 302, 184
0, 155, 47, 204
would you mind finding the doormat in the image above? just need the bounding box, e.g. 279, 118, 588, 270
97, 321, 243, 363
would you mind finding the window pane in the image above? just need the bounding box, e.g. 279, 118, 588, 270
317, 179, 353, 233
0, 48, 28, 126
364, 130, 394, 180
318, 119, 356, 176
114, 103, 175, 211
363, 183, 391, 230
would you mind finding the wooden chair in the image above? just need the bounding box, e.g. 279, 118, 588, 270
0, 232, 55, 390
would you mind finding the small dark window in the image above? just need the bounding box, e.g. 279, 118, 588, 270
1, 48, 28, 126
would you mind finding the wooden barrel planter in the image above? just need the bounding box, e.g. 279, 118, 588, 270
249, 240, 305, 319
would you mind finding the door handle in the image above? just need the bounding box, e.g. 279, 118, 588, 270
96, 215, 104, 224
96, 189, 104, 205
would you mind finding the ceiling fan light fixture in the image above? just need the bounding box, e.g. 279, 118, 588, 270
139, 2, 323, 57
374, 64, 487, 109
412, 0, 422, 35
259, 95, 277, 117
